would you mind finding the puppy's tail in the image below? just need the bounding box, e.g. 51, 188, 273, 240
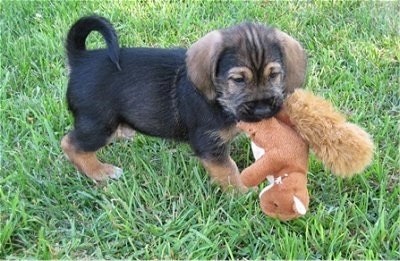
66, 15, 121, 70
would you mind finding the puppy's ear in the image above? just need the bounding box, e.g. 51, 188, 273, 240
186, 30, 223, 100
275, 30, 307, 93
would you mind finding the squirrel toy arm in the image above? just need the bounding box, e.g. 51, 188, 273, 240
238, 116, 310, 221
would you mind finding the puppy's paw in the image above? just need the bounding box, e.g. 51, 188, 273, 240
225, 175, 249, 194
108, 165, 123, 179
236, 184, 250, 194
87, 163, 123, 181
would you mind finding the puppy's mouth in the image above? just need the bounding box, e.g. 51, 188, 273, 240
237, 97, 282, 122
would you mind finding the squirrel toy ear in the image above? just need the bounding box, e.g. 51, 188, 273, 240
293, 196, 307, 215
251, 142, 265, 161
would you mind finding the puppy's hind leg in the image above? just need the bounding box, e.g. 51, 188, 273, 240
113, 124, 136, 141
61, 124, 123, 181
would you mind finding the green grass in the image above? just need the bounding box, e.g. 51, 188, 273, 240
1, 0, 399, 259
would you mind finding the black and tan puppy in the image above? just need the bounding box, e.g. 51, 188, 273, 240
61, 15, 307, 191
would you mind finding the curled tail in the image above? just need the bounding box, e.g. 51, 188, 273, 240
66, 15, 121, 70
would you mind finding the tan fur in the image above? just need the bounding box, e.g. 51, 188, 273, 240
282, 89, 374, 177
186, 24, 307, 103
259, 172, 309, 221
239, 89, 374, 220
114, 124, 136, 140
274, 30, 307, 93
64, 22, 307, 191
186, 30, 223, 100
238, 119, 308, 186
238, 118, 309, 220
205, 125, 240, 151
107, 124, 136, 145
216, 126, 241, 143
61, 134, 122, 181
201, 157, 247, 192
228, 67, 253, 81
264, 62, 283, 78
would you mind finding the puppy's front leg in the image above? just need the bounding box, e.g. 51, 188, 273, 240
200, 156, 247, 192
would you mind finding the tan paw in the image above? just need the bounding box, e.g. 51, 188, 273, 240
86, 164, 123, 181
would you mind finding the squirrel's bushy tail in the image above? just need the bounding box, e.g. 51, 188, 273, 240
285, 89, 374, 177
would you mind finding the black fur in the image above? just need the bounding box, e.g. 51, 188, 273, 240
67, 15, 121, 70
66, 16, 236, 161
216, 45, 284, 122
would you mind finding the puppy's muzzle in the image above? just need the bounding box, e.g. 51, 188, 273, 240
238, 97, 283, 122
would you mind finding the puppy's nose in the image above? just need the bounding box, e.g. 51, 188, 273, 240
239, 97, 282, 122
253, 98, 276, 115
249, 98, 281, 116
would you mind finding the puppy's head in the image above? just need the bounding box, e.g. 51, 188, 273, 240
186, 22, 307, 122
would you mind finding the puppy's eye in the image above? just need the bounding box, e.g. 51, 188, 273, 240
231, 77, 245, 84
269, 72, 279, 79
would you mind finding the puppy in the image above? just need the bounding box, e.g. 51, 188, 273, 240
61, 15, 307, 191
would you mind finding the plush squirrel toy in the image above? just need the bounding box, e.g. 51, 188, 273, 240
238, 89, 374, 221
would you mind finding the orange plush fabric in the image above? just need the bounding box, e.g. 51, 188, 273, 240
283, 89, 374, 177
239, 89, 374, 221
238, 117, 310, 221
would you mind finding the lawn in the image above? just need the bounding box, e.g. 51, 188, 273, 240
1, 0, 399, 259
